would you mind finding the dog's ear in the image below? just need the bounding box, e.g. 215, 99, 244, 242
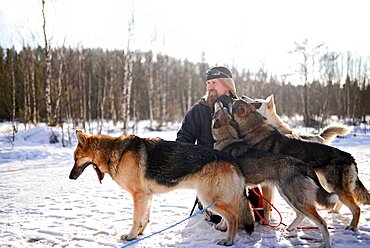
241, 95, 255, 103
267, 94, 275, 111
251, 102, 262, 110
75, 130, 89, 145
214, 101, 224, 113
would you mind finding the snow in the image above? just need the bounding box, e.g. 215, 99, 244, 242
1, 122, 370, 247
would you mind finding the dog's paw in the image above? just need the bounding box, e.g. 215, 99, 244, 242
217, 238, 233, 246
215, 222, 227, 232
318, 243, 332, 248
285, 227, 296, 233
328, 209, 339, 214
345, 226, 358, 232
282, 228, 298, 239
121, 234, 137, 241
258, 217, 270, 225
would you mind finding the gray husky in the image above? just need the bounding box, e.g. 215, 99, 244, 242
212, 102, 338, 248
232, 98, 370, 232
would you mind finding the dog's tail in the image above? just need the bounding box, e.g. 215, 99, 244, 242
241, 193, 255, 235
353, 177, 370, 205
319, 124, 352, 144
316, 184, 339, 209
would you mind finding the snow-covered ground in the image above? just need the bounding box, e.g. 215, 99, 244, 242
1, 122, 370, 247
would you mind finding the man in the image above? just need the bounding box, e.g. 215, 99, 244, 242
176, 66, 263, 223
177, 66, 236, 148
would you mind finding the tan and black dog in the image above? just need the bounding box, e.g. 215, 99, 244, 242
212, 102, 338, 248
232, 98, 370, 231
69, 130, 254, 246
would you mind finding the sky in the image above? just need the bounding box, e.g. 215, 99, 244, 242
1, 0, 370, 80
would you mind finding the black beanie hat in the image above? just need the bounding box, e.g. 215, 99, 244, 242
206, 66, 233, 81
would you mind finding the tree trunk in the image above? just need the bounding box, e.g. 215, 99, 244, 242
187, 71, 192, 110
123, 53, 133, 133
23, 64, 29, 126
109, 55, 117, 125
147, 57, 154, 129
160, 58, 167, 125
10, 49, 16, 136
55, 48, 64, 125
303, 83, 310, 126
87, 67, 92, 133
98, 73, 107, 134
29, 48, 37, 124
42, 0, 53, 125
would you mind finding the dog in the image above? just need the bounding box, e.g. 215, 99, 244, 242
69, 130, 254, 246
242, 94, 352, 213
211, 101, 338, 248
242, 95, 351, 144
232, 98, 370, 231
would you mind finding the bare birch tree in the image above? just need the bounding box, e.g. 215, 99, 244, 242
10, 48, 17, 139
146, 52, 154, 129
123, 52, 133, 132
54, 47, 64, 125
185, 60, 193, 111
122, 4, 135, 133
108, 53, 117, 125
21, 48, 30, 126
98, 65, 108, 134
42, 0, 53, 125
29, 47, 37, 124
291, 39, 311, 126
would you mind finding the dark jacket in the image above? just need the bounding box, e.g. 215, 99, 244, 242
176, 95, 234, 148
176, 99, 214, 148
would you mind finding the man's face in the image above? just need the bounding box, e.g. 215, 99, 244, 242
206, 79, 229, 97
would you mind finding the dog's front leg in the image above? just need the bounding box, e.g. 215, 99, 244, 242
121, 192, 152, 241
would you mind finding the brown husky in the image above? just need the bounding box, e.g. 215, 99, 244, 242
212, 102, 338, 248
242, 95, 350, 144
69, 130, 254, 246
232, 98, 370, 231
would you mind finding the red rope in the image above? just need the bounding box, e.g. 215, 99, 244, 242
250, 187, 285, 228
249, 188, 319, 230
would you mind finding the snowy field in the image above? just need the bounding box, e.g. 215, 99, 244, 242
1, 122, 370, 248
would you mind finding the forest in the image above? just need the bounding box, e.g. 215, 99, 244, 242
0, 44, 369, 134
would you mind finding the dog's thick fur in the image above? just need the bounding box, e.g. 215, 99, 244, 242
242, 95, 351, 144
232, 99, 370, 231
212, 102, 338, 247
69, 130, 254, 246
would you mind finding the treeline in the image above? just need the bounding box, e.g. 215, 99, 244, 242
0, 46, 369, 132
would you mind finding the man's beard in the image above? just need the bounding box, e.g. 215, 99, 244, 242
207, 90, 232, 113
206, 91, 219, 112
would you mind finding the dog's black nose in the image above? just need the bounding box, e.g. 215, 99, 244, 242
69, 170, 78, 180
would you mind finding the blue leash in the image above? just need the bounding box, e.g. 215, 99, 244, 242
121, 199, 219, 247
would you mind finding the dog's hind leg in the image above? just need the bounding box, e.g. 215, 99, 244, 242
211, 202, 238, 246
339, 193, 361, 231
298, 205, 332, 248
121, 192, 152, 241
286, 212, 305, 232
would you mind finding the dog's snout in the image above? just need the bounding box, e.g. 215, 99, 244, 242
69, 170, 78, 180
